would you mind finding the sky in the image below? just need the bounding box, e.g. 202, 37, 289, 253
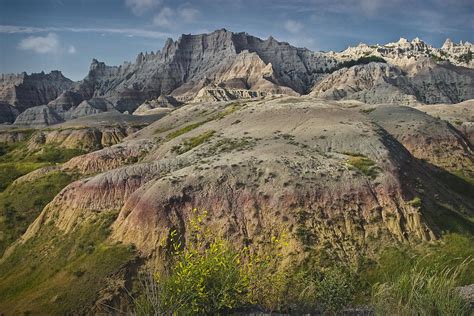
0, 0, 473, 81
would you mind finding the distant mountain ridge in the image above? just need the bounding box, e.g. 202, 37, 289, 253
1, 29, 473, 126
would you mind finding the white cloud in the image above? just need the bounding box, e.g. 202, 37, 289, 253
18, 32, 60, 54
0, 25, 170, 39
125, 0, 161, 15
153, 6, 200, 28
153, 7, 174, 28
179, 7, 200, 23
284, 19, 303, 33
67, 45, 76, 54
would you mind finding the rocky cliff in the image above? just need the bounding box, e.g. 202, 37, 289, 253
0, 71, 73, 116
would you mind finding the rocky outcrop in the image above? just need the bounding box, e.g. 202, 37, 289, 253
415, 100, 474, 144
13, 105, 64, 126
191, 84, 270, 103
47, 91, 84, 115
310, 62, 419, 104
67, 32, 473, 113
133, 95, 181, 115
27, 126, 141, 151
0, 71, 73, 112
368, 105, 473, 173
67, 98, 118, 119
12, 98, 120, 127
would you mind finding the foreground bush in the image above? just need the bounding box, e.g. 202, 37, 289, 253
134, 210, 356, 314
371, 261, 471, 316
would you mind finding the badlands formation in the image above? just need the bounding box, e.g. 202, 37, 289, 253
0, 30, 472, 314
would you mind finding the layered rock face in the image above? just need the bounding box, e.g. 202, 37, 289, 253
310, 60, 474, 104
20, 98, 473, 262
69, 29, 333, 112
0, 71, 73, 114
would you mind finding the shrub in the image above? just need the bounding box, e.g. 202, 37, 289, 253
345, 154, 379, 179
135, 211, 246, 314
407, 197, 422, 208
316, 267, 355, 313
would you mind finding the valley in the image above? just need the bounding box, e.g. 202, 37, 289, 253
0, 28, 473, 314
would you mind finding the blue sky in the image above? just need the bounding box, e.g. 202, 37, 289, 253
1, 0, 473, 81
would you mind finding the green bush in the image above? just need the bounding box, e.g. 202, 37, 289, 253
316, 268, 355, 313
135, 211, 246, 314
407, 197, 422, 208
346, 154, 379, 179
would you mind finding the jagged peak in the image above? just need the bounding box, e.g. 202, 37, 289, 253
397, 37, 409, 44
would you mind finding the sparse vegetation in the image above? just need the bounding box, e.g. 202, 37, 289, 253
165, 121, 208, 140
207, 137, 255, 155
210, 102, 242, 120
360, 107, 376, 114
457, 50, 472, 63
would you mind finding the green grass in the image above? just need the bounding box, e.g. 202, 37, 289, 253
0, 209, 135, 315
171, 130, 215, 154
345, 153, 379, 179
0, 135, 85, 190
372, 262, 470, 315
209, 102, 241, 120
165, 122, 208, 140
0, 170, 77, 255
0, 162, 50, 191
361, 234, 474, 288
